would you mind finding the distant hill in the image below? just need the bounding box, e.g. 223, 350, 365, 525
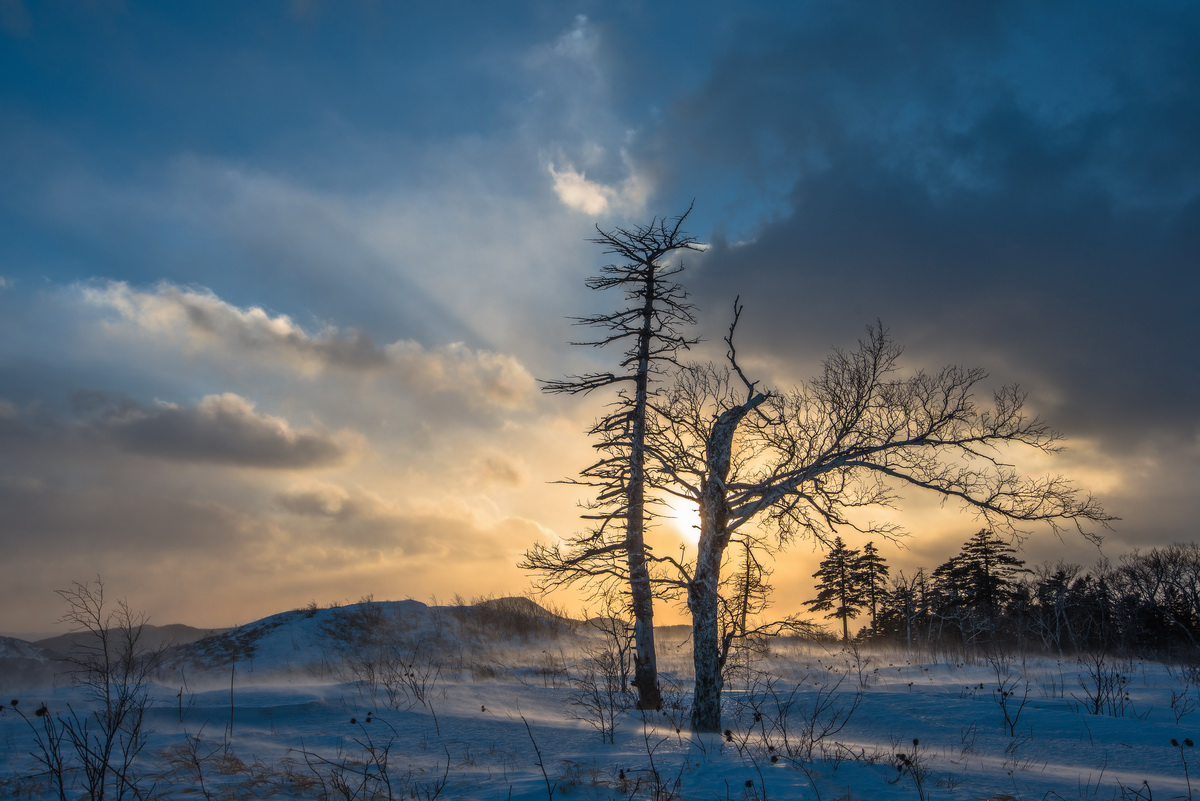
0, 636, 60, 691
163, 599, 437, 681
2, 624, 226, 691
4, 597, 688, 689
35, 623, 225, 659
475, 595, 566, 619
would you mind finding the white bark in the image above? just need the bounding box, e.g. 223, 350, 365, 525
689, 398, 765, 732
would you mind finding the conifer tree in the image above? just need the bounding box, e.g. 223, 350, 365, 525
855, 541, 890, 633
930, 530, 1027, 642
957, 529, 1028, 624
807, 537, 867, 643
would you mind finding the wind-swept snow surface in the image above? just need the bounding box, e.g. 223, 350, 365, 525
2, 602, 1198, 799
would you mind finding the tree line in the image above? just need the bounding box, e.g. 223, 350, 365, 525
522, 208, 1113, 732
811, 533, 1200, 660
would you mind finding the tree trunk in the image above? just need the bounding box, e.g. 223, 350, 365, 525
627, 265, 661, 711
627, 427, 660, 709
628, 544, 660, 709
689, 495, 728, 732
688, 400, 759, 732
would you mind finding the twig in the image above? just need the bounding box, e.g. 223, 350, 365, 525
521, 714, 555, 800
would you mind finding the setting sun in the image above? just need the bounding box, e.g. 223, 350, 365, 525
661, 497, 702, 544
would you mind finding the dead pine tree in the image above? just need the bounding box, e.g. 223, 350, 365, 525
522, 207, 701, 711
650, 306, 1114, 733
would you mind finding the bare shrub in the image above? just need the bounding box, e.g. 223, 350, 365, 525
361, 645, 444, 736
293, 713, 449, 801
322, 601, 444, 734
1073, 650, 1132, 717
567, 642, 631, 743
888, 736, 931, 801
9, 578, 166, 801
582, 587, 636, 693
987, 651, 1031, 736
728, 668, 863, 768
1168, 659, 1200, 723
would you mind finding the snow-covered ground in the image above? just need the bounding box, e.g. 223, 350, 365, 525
2, 600, 1198, 800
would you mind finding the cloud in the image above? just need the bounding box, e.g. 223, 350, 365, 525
526, 15, 655, 218
94, 392, 359, 469
273, 480, 544, 560
474, 454, 525, 487
653, 0, 1200, 459
551, 14, 598, 64
83, 281, 389, 372
527, 14, 603, 82
548, 155, 651, 216
81, 281, 538, 407
10, 142, 600, 367
383, 341, 535, 409
274, 482, 371, 520
0, 483, 264, 559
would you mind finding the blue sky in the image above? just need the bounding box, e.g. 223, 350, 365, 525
1, 0, 1197, 634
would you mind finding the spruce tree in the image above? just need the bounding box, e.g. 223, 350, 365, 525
957, 529, 1027, 625
855, 541, 890, 634
807, 537, 867, 643
931, 530, 1028, 642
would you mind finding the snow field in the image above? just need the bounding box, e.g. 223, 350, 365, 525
3, 604, 1200, 799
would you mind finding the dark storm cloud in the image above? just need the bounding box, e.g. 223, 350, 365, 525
85, 392, 358, 469
647, 0, 1200, 457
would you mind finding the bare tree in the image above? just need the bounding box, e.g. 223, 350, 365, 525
1120, 544, 1200, 648
880, 569, 932, 652
650, 308, 1113, 732
727, 533, 774, 646
13, 578, 167, 801
522, 207, 700, 710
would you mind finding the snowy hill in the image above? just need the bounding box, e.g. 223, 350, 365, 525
0, 636, 60, 691
2, 597, 582, 691
159, 597, 580, 683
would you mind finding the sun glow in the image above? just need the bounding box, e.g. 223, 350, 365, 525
661, 497, 702, 545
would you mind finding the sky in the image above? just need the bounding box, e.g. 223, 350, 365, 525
1, 0, 1197, 636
